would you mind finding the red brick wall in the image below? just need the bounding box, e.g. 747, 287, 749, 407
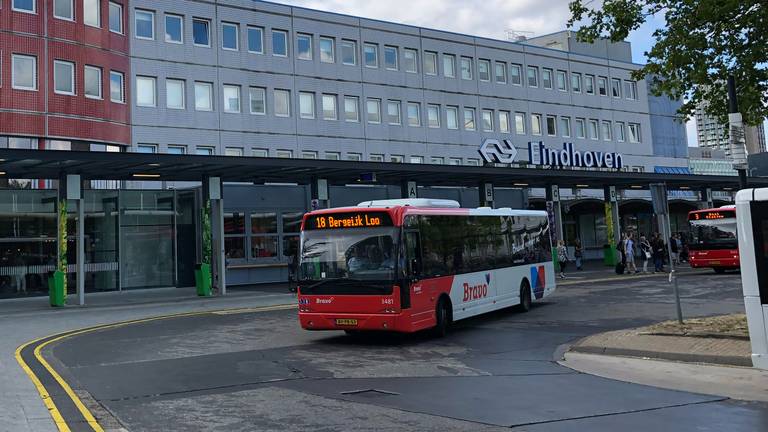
0, 0, 131, 146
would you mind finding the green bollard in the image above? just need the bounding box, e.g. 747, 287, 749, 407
195, 263, 212, 297
48, 270, 66, 307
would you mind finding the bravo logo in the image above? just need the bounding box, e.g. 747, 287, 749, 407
463, 274, 491, 302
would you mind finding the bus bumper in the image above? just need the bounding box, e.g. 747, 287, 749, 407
689, 255, 739, 268
299, 311, 420, 333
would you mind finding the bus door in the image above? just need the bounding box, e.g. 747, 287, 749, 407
404, 230, 435, 316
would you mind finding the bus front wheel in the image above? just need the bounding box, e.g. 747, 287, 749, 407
519, 280, 532, 313
433, 297, 451, 337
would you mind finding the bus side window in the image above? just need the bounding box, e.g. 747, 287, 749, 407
405, 231, 422, 278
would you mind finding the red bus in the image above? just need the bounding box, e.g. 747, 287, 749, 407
297, 199, 556, 335
688, 206, 739, 273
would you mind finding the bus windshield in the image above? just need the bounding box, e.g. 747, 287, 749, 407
299, 227, 398, 294
689, 219, 737, 250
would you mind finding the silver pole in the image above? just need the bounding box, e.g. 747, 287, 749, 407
661, 189, 683, 324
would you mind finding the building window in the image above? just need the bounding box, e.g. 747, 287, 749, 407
482, 109, 494, 132
403, 49, 418, 73
588, 119, 600, 140
167, 145, 186, 154
319, 37, 335, 63
275, 150, 292, 158
341, 40, 356, 65
556, 70, 568, 91
225, 147, 243, 157
407, 102, 421, 127
54, 60, 75, 95
366, 99, 381, 123
12, 0, 35, 13
558, 117, 571, 138
137, 144, 157, 153
624, 80, 638, 100
325, 152, 340, 160
390, 155, 404, 163
194, 82, 213, 111
54, 0, 73, 21
387, 100, 401, 125
510, 64, 522, 85
274, 89, 291, 117
611, 78, 622, 98
196, 146, 215, 155
135, 10, 155, 40
575, 118, 586, 139
527, 66, 538, 87
369, 154, 384, 162
222, 22, 238, 50
515, 112, 526, 134
252, 148, 268, 157
364, 43, 378, 68
84, 65, 102, 99
410, 156, 424, 164
344, 96, 359, 122
478, 59, 490, 82
193, 18, 210, 46
297, 33, 312, 60
166, 79, 185, 109
531, 113, 542, 135
84, 0, 100, 26
248, 26, 264, 53
223, 85, 240, 113
443, 54, 456, 78
616, 122, 626, 142
597, 76, 608, 96
463, 108, 476, 131
110, 71, 124, 102
384, 46, 398, 70
299, 92, 315, 119
347, 153, 362, 161
322, 94, 337, 120
448, 158, 462, 166
460, 56, 473, 80
109, 2, 123, 33
424, 51, 437, 75
446, 106, 459, 130
249, 87, 266, 115
602, 120, 612, 141
545, 115, 557, 136
430, 156, 444, 165
300, 151, 317, 159
165, 14, 183, 43
272, 29, 288, 56
542, 68, 553, 89
571, 72, 581, 93
427, 104, 440, 128
585, 75, 595, 94
495, 62, 507, 84
628, 123, 641, 142
466, 158, 481, 166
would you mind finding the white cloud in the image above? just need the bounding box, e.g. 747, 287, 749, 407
272, 0, 575, 42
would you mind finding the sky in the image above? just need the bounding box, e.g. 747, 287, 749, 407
273, 0, 764, 147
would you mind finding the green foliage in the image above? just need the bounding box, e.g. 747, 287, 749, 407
568, 0, 767, 126
201, 200, 212, 265
58, 199, 68, 296
604, 203, 615, 247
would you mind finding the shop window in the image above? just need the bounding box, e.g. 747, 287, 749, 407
251, 212, 278, 260
225, 212, 245, 259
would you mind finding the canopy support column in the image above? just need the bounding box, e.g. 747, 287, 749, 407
311, 178, 329, 210
479, 182, 494, 208
208, 176, 226, 296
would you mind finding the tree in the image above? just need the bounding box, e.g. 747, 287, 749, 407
568, 0, 767, 126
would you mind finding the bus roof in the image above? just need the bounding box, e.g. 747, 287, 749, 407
305, 204, 547, 218
689, 205, 736, 215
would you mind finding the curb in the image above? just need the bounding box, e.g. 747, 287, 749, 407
558, 268, 711, 286
569, 344, 753, 368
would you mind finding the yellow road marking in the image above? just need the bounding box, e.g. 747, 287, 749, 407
15, 302, 297, 432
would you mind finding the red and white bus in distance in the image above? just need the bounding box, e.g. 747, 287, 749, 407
297, 199, 556, 335
688, 206, 739, 273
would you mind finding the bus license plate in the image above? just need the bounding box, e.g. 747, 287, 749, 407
336, 318, 358, 326
710, 261, 720, 265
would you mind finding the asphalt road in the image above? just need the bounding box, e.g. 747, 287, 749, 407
44, 271, 768, 431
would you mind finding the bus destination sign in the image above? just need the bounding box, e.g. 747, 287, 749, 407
689, 211, 735, 221
307, 212, 393, 230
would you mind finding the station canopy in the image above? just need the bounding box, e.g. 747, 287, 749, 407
0, 148, 763, 190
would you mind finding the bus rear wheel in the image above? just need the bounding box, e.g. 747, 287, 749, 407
519, 280, 532, 312
433, 297, 451, 337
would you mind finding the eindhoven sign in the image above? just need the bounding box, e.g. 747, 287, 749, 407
479, 138, 624, 170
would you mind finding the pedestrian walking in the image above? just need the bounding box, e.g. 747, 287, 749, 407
574, 238, 583, 271
625, 233, 638, 274
557, 240, 569, 279
670, 233, 680, 265
653, 233, 665, 272
639, 235, 652, 273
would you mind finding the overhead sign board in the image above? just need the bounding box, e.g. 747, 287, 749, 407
478, 138, 624, 171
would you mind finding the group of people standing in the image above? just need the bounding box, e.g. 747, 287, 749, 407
554, 232, 687, 279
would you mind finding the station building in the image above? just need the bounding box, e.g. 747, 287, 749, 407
0, 0, 741, 300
